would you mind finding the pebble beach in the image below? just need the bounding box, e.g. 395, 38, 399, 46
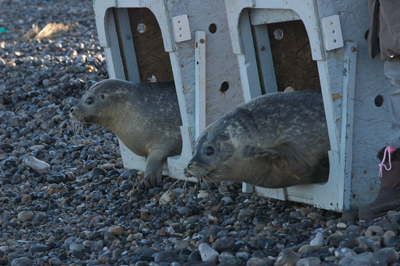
1, 0, 400, 266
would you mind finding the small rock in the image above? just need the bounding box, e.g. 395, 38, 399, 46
29, 244, 49, 254
342, 208, 358, 222
221, 196, 233, 204
307, 212, 322, 222
159, 190, 175, 206
11, 257, 32, 266
175, 240, 190, 250
154, 250, 175, 263
275, 250, 301, 266
339, 238, 360, 249
246, 257, 273, 266
199, 243, 219, 263
23, 156, 50, 171
337, 222, 347, 229
373, 247, 398, 265
109, 225, 124, 236
212, 237, 235, 253
310, 232, 323, 247
339, 252, 374, 265
218, 252, 236, 262
21, 194, 32, 204
382, 230, 396, 246
365, 225, 384, 236
295, 257, 321, 266
334, 247, 357, 259
358, 236, 382, 249
218, 257, 242, 266
18, 211, 34, 221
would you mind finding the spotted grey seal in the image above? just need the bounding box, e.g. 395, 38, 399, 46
70, 79, 182, 187
184, 91, 330, 188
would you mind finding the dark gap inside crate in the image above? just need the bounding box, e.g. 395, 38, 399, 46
127, 8, 173, 83
268, 20, 320, 92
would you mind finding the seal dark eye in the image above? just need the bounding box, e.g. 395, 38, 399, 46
204, 146, 215, 156
86, 96, 94, 105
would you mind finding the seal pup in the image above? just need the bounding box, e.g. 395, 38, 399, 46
70, 79, 182, 187
184, 91, 330, 188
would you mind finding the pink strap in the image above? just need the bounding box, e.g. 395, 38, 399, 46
379, 146, 395, 177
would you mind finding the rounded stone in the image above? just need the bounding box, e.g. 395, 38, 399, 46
11, 257, 33, 266
275, 250, 301, 266
109, 225, 124, 236
21, 194, 32, 204
296, 257, 321, 266
212, 237, 235, 253
199, 243, 219, 263
18, 211, 34, 221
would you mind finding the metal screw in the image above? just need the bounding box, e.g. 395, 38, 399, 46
200, 39, 205, 44
259, 45, 265, 51
351, 46, 357, 52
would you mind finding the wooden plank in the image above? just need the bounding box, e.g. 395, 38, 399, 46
195, 31, 206, 140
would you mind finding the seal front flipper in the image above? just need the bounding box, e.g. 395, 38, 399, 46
242, 146, 280, 159
242, 143, 313, 179
143, 152, 166, 187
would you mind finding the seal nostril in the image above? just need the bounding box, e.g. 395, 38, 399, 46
70, 107, 75, 113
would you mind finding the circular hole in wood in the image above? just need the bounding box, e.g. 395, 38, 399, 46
374, 95, 384, 107
137, 23, 146, 33
220, 82, 229, 92
209, 23, 217, 34
148, 75, 157, 83
273, 29, 284, 40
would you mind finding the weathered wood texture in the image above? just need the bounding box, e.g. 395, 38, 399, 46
127, 8, 173, 82
268, 20, 320, 92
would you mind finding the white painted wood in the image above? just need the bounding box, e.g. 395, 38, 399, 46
113, 9, 140, 82
321, 15, 344, 51
166, 52, 194, 181
251, 24, 278, 94
168, 126, 198, 183
195, 31, 206, 140
94, 0, 175, 51
172, 15, 191, 43
225, 0, 324, 61
250, 9, 300, 25
339, 42, 357, 210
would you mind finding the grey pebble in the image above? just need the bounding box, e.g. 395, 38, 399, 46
11, 257, 33, 266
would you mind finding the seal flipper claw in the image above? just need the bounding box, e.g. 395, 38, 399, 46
144, 153, 166, 187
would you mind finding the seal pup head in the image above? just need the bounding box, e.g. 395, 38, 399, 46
70, 79, 132, 128
184, 130, 235, 185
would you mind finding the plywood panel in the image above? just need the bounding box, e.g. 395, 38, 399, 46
127, 8, 173, 82
268, 20, 320, 91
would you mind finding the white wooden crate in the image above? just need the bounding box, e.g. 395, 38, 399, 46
92, 0, 392, 211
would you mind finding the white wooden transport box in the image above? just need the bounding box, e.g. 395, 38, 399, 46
92, 0, 392, 211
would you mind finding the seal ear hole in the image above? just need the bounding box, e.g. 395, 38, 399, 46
220, 82, 229, 92
374, 95, 384, 107
101, 94, 105, 99
209, 23, 217, 34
